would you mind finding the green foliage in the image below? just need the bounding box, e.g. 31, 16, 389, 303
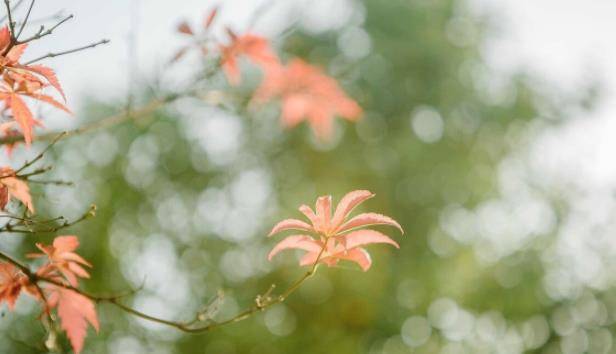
0, 0, 596, 353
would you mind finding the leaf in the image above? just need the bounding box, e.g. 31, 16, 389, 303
331, 190, 375, 228
268, 218, 313, 236
268, 190, 402, 270
47, 286, 99, 354
337, 248, 372, 271
0, 26, 10, 52
315, 196, 332, 232
203, 7, 218, 29
27, 92, 72, 114
177, 21, 194, 35
340, 229, 400, 250
29, 236, 91, 287
337, 212, 404, 234
267, 235, 321, 261
298, 204, 319, 227
6, 43, 27, 63
0, 168, 34, 212
219, 33, 278, 85
0, 262, 26, 310
8, 93, 36, 145
254, 59, 362, 141
24, 65, 67, 101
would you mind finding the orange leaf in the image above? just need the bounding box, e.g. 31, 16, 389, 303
29, 236, 91, 287
0, 262, 27, 310
7, 93, 36, 145
28, 92, 72, 114
24, 65, 67, 101
0, 167, 34, 212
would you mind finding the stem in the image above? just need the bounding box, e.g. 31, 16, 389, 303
0, 241, 328, 334
0, 92, 186, 146
16, 0, 35, 39
24, 38, 110, 65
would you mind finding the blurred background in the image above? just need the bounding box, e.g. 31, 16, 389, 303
1, 0, 616, 353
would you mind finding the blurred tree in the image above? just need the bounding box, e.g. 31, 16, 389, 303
0, 0, 597, 353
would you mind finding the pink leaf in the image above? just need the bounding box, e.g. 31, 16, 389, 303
341, 229, 400, 250
1, 171, 34, 212
337, 212, 404, 234
315, 195, 332, 232
338, 248, 372, 271
267, 235, 321, 261
48, 287, 99, 354
331, 190, 375, 228
268, 218, 313, 236
298, 204, 319, 227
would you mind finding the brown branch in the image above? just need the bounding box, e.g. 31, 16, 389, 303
24, 38, 110, 65
2, 0, 17, 41
14, 131, 66, 174
15, 0, 34, 38
0, 204, 95, 234
0, 241, 327, 334
14, 14, 73, 45
0, 0, 24, 23
0, 92, 185, 146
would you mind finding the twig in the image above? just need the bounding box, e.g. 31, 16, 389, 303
14, 131, 66, 174
3, 0, 17, 40
0, 242, 327, 334
0, 204, 95, 234
24, 38, 110, 65
14, 14, 73, 46
0, 0, 24, 23
25, 178, 73, 186
0, 92, 186, 146
15, 0, 35, 39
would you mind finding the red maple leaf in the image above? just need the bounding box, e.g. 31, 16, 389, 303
253, 59, 362, 141
268, 190, 403, 271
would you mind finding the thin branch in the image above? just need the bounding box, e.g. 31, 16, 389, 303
24, 38, 110, 65
0, 204, 95, 234
0, 0, 24, 23
14, 131, 66, 174
3, 0, 17, 40
0, 91, 186, 146
25, 178, 73, 186
14, 13, 73, 46
15, 0, 35, 39
0, 241, 328, 334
